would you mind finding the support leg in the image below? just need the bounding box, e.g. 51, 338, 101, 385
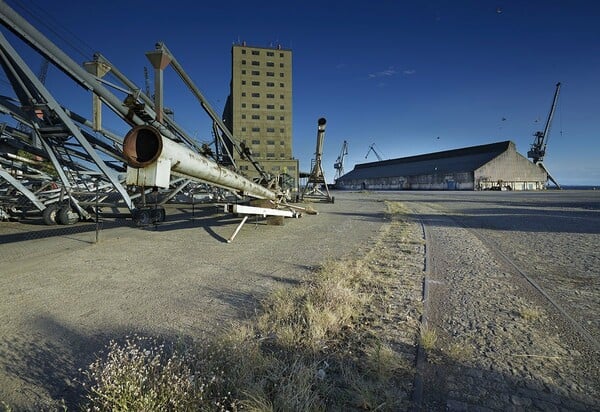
227, 215, 248, 243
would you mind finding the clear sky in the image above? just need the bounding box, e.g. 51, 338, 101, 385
2, 0, 599, 185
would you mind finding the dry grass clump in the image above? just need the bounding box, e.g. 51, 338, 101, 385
519, 306, 543, 321
419, 324, 438, 352
446, 341, 474, 362
1, 401, 13, 412
80, 201, 419, 411
364, 341, 410, 381
256, 258, 366, 351
343, 362, 407, 411
384, 200, 409, 216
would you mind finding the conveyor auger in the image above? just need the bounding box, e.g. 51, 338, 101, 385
123, 125, 277, 201
300, 118, 333, 203
0, 0, 308, 235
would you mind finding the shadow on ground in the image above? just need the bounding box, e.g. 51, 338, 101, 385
420, 346, 598, 411
0, 315, 202, 411
1, 313, 598, 411
402, 208, 599, 235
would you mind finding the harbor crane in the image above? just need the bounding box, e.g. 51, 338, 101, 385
527, 82, 561, 189
333, 140, 348, 180
365, 143, 383, 161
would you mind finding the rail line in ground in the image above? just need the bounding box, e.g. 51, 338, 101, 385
408, 202, 599, 411
420, 202, 599, 354
410, 216, 430, 411
465, 226, 600, 353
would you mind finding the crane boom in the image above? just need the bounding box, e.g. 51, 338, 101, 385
528, 82, 561, 163
334, 140, 348, 180
365, 143, 383, 161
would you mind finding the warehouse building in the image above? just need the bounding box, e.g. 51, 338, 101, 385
335, 141, 548, 191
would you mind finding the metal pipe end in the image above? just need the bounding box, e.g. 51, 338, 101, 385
122, 125, 163, 168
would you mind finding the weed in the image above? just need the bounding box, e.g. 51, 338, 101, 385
419, 324, 438, 352
384, 200, 409, 216
80, 200, 422, 411
446, 342, 473, 362
364, 341, 410, 380
81, 335, 233, 411
519, 306, 542, 321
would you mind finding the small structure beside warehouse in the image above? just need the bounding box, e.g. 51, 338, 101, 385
335, 141, 548, 191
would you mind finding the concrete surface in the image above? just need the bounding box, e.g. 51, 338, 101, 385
1, 190, 599, 410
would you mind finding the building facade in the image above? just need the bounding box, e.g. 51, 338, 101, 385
222, 44, 298, 190
336, 141, 548, 191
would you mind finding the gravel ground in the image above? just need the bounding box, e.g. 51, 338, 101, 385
1, 190, 598, 411
0, 195, 385, 410
377, 191, 600, 411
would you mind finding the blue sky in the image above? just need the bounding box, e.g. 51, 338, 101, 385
2, 0, 599, 185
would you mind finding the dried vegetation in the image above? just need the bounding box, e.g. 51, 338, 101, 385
80, 201, 423, 411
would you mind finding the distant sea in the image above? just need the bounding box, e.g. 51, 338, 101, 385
549, 185, 599, 190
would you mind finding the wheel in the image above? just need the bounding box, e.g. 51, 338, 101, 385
151, 206, 166, 223
330, 196, 335, 204
132, 208, 152, 226
42, 204, 59, 225
57, 205, 79, 225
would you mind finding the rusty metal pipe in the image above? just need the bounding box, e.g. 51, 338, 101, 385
315, 117, 326, 159
123, 125, 277, 200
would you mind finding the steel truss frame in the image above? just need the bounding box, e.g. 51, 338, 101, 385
0, 0, 292, 231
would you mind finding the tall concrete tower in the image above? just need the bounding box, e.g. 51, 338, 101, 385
223, 43, 298, 190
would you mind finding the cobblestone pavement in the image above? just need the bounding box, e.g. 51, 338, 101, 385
384, 191, 600, 411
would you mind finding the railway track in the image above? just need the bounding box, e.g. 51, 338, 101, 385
467, 225, 599, 353
408, 201, 599, 410
420, 202, 598, 352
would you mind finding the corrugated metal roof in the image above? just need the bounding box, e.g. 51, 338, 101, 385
339, 141, 512, 181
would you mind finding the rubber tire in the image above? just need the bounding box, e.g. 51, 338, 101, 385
57, 205, 79, 225
42, 204, 59, 225
132, 208, 152, 227
151, 207, 166, 223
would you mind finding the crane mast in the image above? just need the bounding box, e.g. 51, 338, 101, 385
527, 82, 562, 189
528, 82, 561, 164
334, 140, 348, 180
